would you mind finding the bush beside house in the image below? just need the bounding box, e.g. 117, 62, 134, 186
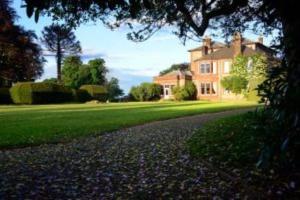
130, 83, 161, 101
172, 82, 197, 101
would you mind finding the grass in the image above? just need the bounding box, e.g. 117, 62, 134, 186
0, 100, 257, 148
187, 111, 265, 169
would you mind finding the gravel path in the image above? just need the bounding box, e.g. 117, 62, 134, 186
0, 109, 253, 199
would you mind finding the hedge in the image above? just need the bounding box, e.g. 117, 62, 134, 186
10, 82, 73, 104
79, 85, 108, 101
0, 87, 12, 104
72, 89, 91, 102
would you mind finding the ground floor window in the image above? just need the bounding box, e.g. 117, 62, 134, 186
200, 82, 217, 95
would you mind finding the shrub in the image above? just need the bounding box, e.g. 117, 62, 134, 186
172, 82, 197, 101
80, 85, 108, 101
129, 83, 161, 101
0, 87, 12, 104
10, 82, 73, 104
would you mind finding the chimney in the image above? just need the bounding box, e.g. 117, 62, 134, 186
258, 36, 263, 44
232, 32, 242, 57
202, 46, 208, 55
202, 35, 212, 55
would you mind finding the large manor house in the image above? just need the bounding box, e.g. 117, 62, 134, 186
153, 32, 275, 100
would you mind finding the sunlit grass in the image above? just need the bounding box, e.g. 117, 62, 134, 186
0, 100, 258, 148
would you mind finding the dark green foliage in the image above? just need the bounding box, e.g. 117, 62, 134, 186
87, 58, 108, 85
172, 82, 197, 101
72, 89, 91, 102
10, 82, 73, 104
0, 0, 44, 84
62, 56, 82, 88
43, 78, 58, 84
80, 85, 108, 101
221, 75, 248, 95
62, 56, 108, 89
159, 63, 190, 76
129, 82, 161, 101
0, 88, 12, 104
258, 66, 300, 169
106, 77, 124, 101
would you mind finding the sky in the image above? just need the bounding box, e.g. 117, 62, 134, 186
12, 0, 275, 94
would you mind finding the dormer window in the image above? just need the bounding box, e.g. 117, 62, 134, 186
200, 63, 211, 74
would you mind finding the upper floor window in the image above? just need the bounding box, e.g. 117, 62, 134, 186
200, 63, 211, 74
224, 61, 231, 73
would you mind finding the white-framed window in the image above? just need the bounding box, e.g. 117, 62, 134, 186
199, 63, 211, 74
224, 61, 231, 73
200, 82, 217, 95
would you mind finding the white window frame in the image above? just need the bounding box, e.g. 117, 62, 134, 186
199, 63, 211, 74
200, 82, 218, 96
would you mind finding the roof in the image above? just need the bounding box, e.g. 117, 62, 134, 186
188, 41, 226, 52
195, 45, 258, 61
158, 70, 193, 77
188, 38, 259, 52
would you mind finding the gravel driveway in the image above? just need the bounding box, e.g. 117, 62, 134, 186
0, 109, 253, 199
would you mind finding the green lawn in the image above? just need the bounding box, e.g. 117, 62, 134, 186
0, 101, 257, 148
187, 111, 265, 169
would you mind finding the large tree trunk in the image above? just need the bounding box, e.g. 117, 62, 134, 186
56, 53, 62, 82
279, 4, 300, 131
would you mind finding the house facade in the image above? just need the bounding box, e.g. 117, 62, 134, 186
153, 32, 275, 100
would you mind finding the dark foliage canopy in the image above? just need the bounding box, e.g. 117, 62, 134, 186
62, 56, 108, 89
0, 0, 44, 86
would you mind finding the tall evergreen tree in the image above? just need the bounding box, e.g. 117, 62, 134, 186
41, 24, 81, 81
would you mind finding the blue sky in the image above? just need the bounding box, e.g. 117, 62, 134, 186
12, 0, 275, 93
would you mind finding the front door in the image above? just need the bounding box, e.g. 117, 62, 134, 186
164, 85, 171, 99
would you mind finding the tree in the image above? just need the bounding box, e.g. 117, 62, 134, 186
43, 78, 58, 84
159, 63, 190, 76
41, 24, 81, 82
0, 0, 44, 86
62, 56, 108, 89
221, 75, 248, 95
130, 83, 161, 101
221, 54, 267, 98
106, 77, 124, 101
61, 56, 82, 88
87, 58, 108, 85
